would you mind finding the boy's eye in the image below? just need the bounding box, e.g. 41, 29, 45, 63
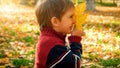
70, 15, 73, 18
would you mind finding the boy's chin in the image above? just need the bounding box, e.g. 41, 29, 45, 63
62, 31, 71, 35
66, 31, 72, 34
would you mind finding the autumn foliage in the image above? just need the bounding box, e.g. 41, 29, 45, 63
74, 2, 87, 30
0, 0, 120, 68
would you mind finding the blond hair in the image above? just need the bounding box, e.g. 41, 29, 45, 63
35, 0, 74, 30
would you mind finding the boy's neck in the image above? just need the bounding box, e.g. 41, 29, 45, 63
41, 27, 66, 42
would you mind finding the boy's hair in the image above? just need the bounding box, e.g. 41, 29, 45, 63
35, 0, 74, 30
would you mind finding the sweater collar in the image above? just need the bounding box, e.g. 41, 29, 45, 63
41, 27, 66, 42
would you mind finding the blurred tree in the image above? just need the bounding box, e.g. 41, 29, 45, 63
113, 0, 116, 4
86, 0, 95, 11
117, 0, 120, 7
34, 0, 38, 5
100, 0, 102, 3
20, 0, 38, 5
72, 0, 85, 4
20, 0, 28, 5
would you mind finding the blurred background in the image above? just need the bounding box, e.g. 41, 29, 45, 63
0, 0, 120, 68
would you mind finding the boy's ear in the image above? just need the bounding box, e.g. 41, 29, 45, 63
51, 17, 59, 27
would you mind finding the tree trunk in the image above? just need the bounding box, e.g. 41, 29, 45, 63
86, 0, 95, 11
20, 0, 28, 5
34, 0, 38, 5
113, 0, 115, 4
117, 0, 120, 7
100, 0, 102, 3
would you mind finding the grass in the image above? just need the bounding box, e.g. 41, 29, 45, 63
96, 2, 117, 7
99, 58, 120, 67
23, 36, 34, 43
28, 49, 36, 55
0, 53, 5, 58
10, 30, 17, 36
91, 65, 99, 68
88, 53, 98, 61
0, 1, 120, 68
12, 58, 30, 68
114, 51, 120, 56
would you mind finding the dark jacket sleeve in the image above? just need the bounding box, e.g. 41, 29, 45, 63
46, 36, 82, 68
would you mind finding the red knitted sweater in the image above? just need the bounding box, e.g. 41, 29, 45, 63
35, 27, 82, 68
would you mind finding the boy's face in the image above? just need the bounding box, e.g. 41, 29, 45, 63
57, 7, 75, 35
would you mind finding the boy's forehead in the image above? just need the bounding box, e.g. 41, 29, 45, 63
63, 7, 74, 16
66, 7, 75, 14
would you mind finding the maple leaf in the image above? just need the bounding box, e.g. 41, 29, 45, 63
74, 2, 88, 30
72, 0, 77, 4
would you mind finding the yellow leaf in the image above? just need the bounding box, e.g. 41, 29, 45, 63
0, 58, 9, 64
6, 52, 12, 57
20, 66, 28, 68
72, 0, 76, 4
0, 66, 5, 68
74, 2, 88, 30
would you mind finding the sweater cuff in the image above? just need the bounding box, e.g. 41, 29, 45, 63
68, 36, 82, 43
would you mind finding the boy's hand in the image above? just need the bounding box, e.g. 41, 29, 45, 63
71, 26, 85, 37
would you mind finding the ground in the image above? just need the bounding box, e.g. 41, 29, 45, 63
0, 2, 120, 68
